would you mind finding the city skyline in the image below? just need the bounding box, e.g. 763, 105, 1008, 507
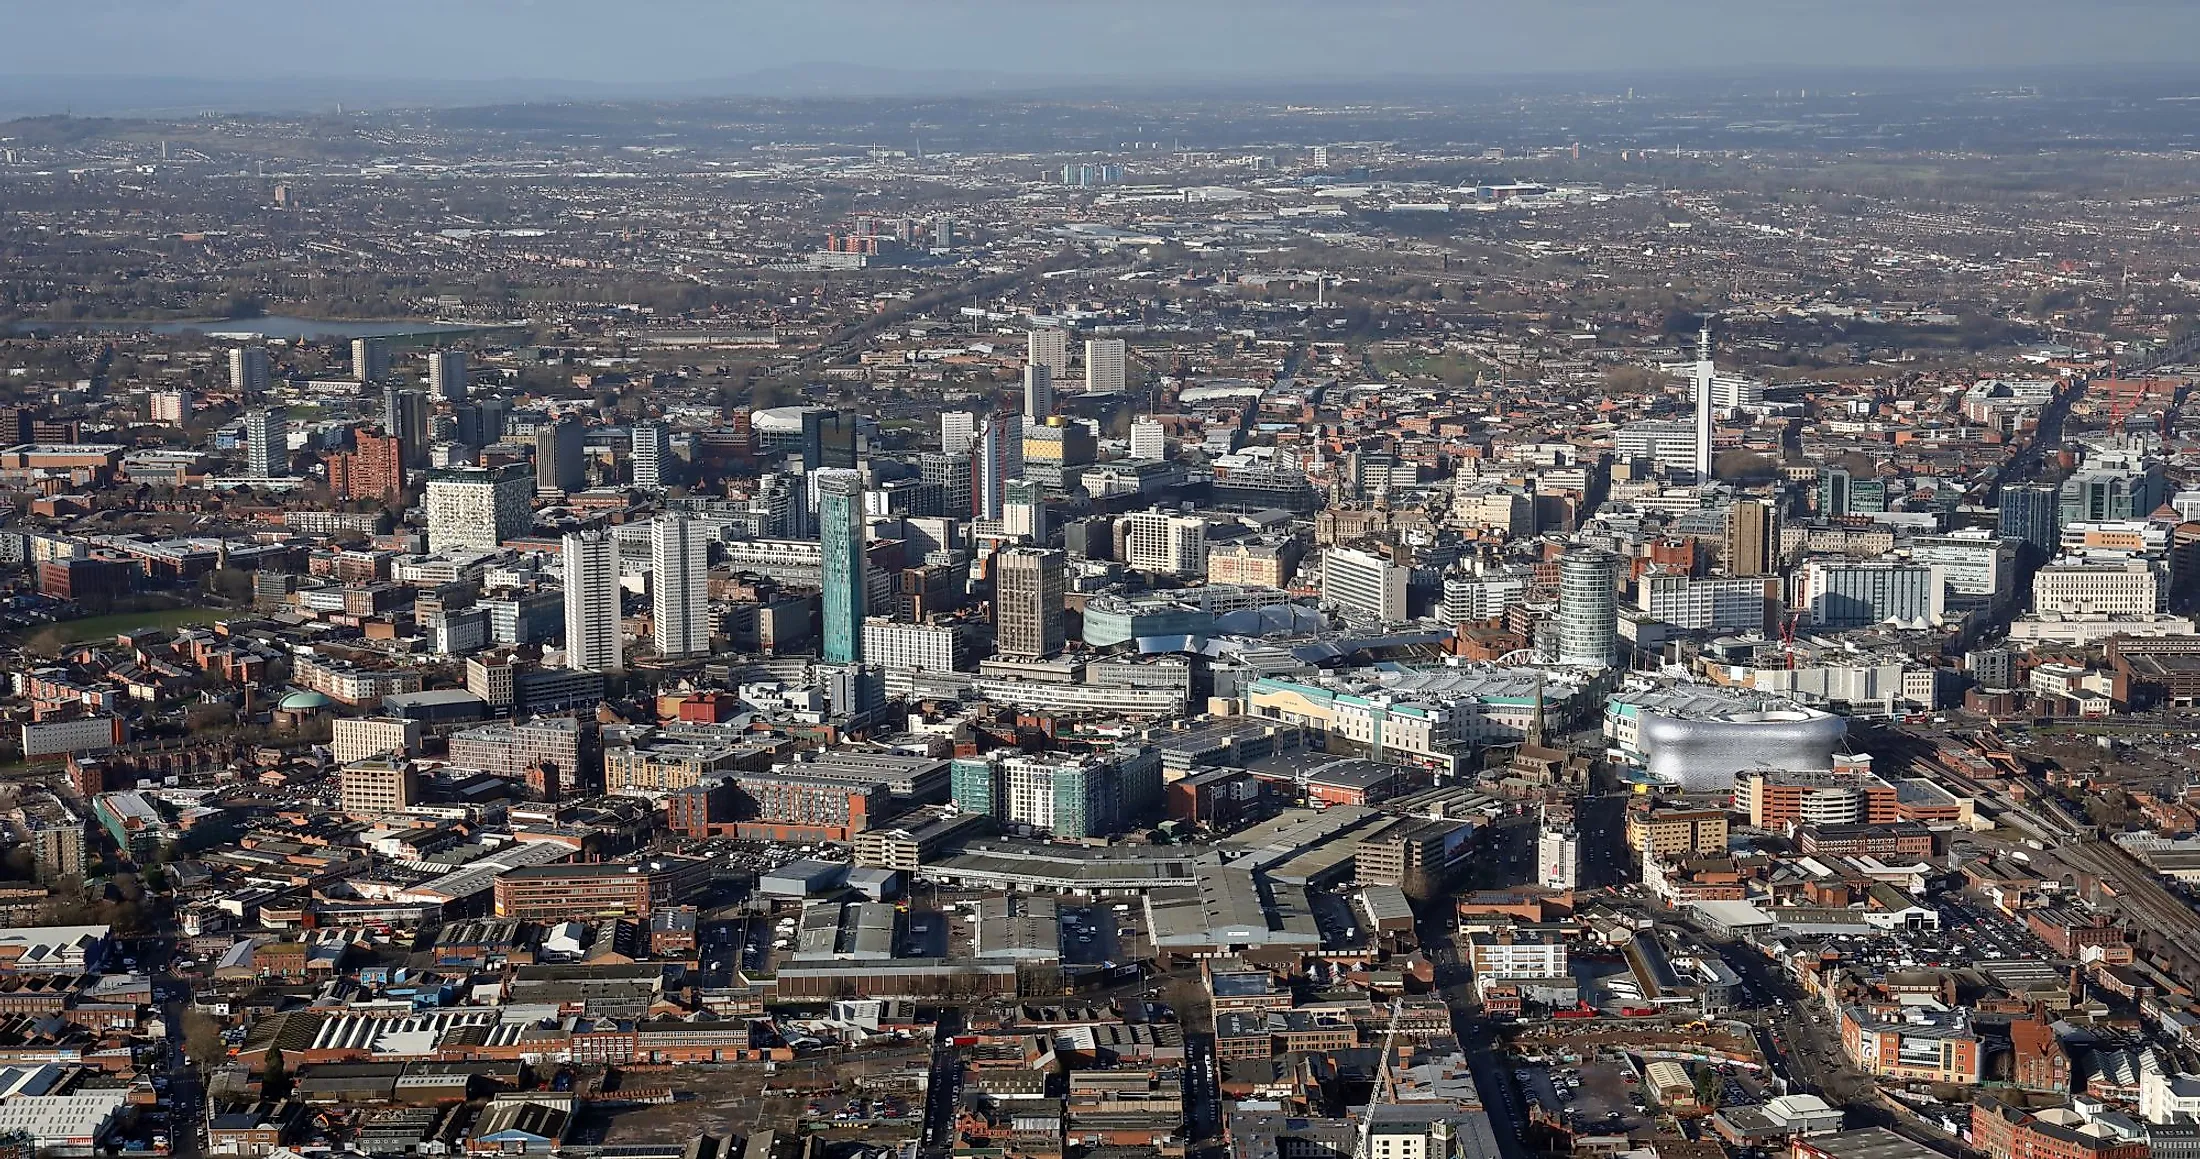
0, 39, 2195, 1159
6, 2, 2200, 114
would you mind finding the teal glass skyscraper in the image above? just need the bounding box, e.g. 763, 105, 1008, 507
817, 469, 866, 665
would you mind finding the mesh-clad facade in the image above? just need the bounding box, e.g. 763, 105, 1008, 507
1637, 711, 1847, 791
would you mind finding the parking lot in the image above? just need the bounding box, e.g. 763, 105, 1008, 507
1567, 958, 1640, 1008
801, 1092, 917, 1126
582, 1066, 803, 1145
1930, 891, 2049, 963
1060, 905, 1122, 967
1510, 1060, 1652, 1135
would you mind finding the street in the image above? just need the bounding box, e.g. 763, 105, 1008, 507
1418, 914, 1531, 1159
919, 1008, 963, 1154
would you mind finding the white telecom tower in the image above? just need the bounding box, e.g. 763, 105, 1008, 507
1694, 322, 1716, 482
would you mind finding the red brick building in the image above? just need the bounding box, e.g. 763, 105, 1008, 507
663, 783, 741, 838
1794, 822, 1935, 860
2027, 908, 2125, 959
1971, 1097, 2146, 1159
2008, 1014, 2072, 1094
37, 557, 133, 602
327, 431, 405, 503
492, 856, 712, 922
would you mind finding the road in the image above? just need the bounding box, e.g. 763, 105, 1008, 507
1416, 915, 1530, 1159
1986, 366, 2085, 500
1182, 1032, 1220, 1144
1576, 794, 1631, 889
919, 1008, 963, 1154
158, 968, 204, 1159
1713, 947, 1856, 1102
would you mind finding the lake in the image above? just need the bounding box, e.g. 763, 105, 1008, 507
3, 315, 521, 340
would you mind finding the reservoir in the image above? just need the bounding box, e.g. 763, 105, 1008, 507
3, 316, 520, 340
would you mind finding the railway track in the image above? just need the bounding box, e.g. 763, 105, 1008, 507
2055, 840, 2200, 982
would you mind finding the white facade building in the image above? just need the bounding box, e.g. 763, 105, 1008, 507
1322, 547, 1409, 624
650, 513, 711, 658
1442, 569, 1530, 624
2033, 556, 2166, 617
1637, 573, 1769, 632
1129, 418, 1168, 461
1468, 931, 1568, 979
941, 411, 979, 455
1124, 510, 1207, 577
1538, 807, 1580, 892
631, 421, 671, 490
1084, 338, 1127, 395
562, 529, 624, 672
863, 620, 962, 673
423, 465, 532, 553
1909, 531, 2018, 608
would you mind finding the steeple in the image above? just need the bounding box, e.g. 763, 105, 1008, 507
1528, 670, 1547, 748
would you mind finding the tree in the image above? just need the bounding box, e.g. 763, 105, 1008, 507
1016, 964, 1067, 997
261, 1046, 291, 1099
183, 1011, 227, 1073
1162, 976, 1213, 1035
1713, 450, 1780, 482
1692, 1067, 1723, 1110
203, 568, 254, 604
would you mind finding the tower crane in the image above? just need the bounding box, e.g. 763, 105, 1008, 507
1351, 997, 1407, 1159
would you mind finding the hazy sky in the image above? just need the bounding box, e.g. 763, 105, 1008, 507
11, 0, 2200, 83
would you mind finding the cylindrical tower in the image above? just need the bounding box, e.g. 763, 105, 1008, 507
1558, 549, 1619, 668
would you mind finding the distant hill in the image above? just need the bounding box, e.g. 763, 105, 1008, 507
0, 65, 1072, 119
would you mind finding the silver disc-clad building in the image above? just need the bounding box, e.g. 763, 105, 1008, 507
1637, 709, 1847, 791
1607, 686, 1846, 791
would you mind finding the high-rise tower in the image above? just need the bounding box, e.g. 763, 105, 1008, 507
970, 416, 1012, 521
1725, 498, 1776, 577
429, 349, 469, 402
1694, 323, 1716, 482
1027, 327, 1070, 378
1558, 549, 1620, 668
562, 529, 623, 672
229, 346, 270, 396
1085, 338, 1127, 395
353, 337, 392, 383
1023, 363, 1054, 420
243, 408, 286, 478
996, 547, 1066, 659
651, 513, 710, 658
817, 469, 867, 666
632, 421, 670, 490
535, 417, 584, 493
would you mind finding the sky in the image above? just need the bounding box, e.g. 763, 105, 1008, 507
6, 0, 2200, 88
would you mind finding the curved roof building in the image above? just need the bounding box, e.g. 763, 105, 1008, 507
1637, 710, 1847, 791
1608, 685, 1845, 791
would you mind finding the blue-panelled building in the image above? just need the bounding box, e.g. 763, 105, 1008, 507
818, 469, 866, 666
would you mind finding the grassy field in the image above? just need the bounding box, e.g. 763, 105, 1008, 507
1371, 350, 1485, 386
20, 607, 230, 652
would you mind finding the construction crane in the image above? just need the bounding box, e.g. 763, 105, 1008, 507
1350, 997, 1407, 1159
1779, 611, 1804, 671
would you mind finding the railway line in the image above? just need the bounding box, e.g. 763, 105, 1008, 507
2054, 839, 2200, 983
